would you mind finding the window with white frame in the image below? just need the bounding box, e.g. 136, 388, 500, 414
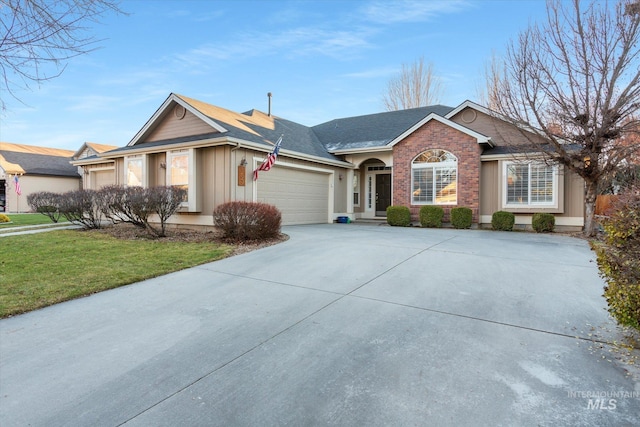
411, 149, 457, 205
504, 161, 557, 207
353, 172, 360, 206
168, 150, 189, 205
125, 155, 145, 187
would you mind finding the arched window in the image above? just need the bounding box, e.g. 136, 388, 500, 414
411, 149, 457, 204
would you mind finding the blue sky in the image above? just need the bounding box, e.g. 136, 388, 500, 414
1, 0, 549, 151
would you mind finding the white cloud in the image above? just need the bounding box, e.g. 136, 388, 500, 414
362, 0, 470, 24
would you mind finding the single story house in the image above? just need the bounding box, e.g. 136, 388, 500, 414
71, 93, 585, 231
72, 142, 119, 190
0, 142, 82, 213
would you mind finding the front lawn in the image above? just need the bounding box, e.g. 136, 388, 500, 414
0, 229, 233, 317
0, 213, 68, 229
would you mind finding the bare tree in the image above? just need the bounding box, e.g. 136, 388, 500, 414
0, 0, 123, 110
383, 56, 444, 110
486, 0, 640, 236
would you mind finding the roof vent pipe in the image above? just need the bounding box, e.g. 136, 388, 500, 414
267, 92, 272, 117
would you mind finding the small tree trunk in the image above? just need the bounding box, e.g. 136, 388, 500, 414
584, 179, 598, 237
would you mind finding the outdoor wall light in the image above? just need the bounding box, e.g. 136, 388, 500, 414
160, 162, 167, 169
240, 158, 247, 166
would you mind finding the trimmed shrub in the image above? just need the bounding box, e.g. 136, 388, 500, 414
532, 213, 555, 233
146, 186, 188, 237
593, 187, 640, 331
59, 189, 103, 229
213, 201, 282, 241
419, 205, 444, 228
386, 205, 411, 227
491, 211, 515, 231
0, 213, 10, 223
27, 191, 63, 223
98, 185, 187, 237
451, 207, 472, 229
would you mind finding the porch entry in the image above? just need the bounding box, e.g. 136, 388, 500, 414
375, 173, 391, 216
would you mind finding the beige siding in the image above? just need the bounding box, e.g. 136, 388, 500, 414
480, 160, 499, 216
200, 146, 232, 215
450, 108, 548, 147
564, 169, 585, 218
5, 175, 81, 213
115, 158, 124, 185
147, 153, 167, 187
146, 109, 218, 142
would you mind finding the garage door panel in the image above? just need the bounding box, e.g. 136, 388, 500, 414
92, 170, 114, 190
257, 167, 330, 225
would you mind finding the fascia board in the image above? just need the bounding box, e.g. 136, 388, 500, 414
70, 157, 116, 166
99, 136, 354, 169
481, 152, 547, 161
445, 100, 494, 119
328, 146, 393, 155
126, 93, 228, 147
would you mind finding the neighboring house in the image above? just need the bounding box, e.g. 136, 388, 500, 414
0, 142, 82, 213
71, 93, 585, 231
72, 142, 119, 190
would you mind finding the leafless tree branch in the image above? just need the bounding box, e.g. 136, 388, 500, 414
484, 0, 640, 236
383, 56, 444, 110
0, 0, 124, 110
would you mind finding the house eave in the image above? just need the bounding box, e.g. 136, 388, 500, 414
388, 112, 493, 147
96, 136, 354, 169
328, 146, 393, 155
126, 93, 228, 147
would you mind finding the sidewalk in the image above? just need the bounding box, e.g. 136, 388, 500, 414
0, 222, 81, 237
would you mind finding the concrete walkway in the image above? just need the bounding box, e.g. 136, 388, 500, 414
0, 222, 81, 236
1, 225, 638, 426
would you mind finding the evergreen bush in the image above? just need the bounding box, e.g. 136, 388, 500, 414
419, 205, 444, 228
386, 206, 411, 227
532, 213, 555, 232
593, 187, 640, 331
491, 211, 515, 231
451, 207, 472, 229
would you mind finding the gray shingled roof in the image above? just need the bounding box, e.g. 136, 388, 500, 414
118, 97, 459, 160
312, 105, 455, 152
0, 150, 80, 177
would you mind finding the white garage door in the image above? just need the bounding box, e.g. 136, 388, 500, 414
257, 166, 330, 225
92, 170, 115, 189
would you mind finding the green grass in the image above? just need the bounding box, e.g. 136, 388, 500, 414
0, 230, 232, 317
0, 213, 68, 228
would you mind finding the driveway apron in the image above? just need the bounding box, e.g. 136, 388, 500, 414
1, 224, 638, 426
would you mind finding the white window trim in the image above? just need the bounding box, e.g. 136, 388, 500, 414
167, 150, 189, 208
411, 151, 458, 205
124, 155, 147, 187
166, 148, 199, 212
353, 171, 360, 208
502, 160, 559, 209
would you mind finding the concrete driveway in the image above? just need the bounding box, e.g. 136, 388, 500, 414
1, 224, 638, 426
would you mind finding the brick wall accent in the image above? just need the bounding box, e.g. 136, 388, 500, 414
393, 120, 482, 222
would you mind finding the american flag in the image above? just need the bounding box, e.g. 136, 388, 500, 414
253, 136, 283, 181
14, 175, 21, 196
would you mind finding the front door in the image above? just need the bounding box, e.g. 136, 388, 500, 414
375, 174, 391, 216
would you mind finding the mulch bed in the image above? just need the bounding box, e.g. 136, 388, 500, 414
87, 223, 289, 256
